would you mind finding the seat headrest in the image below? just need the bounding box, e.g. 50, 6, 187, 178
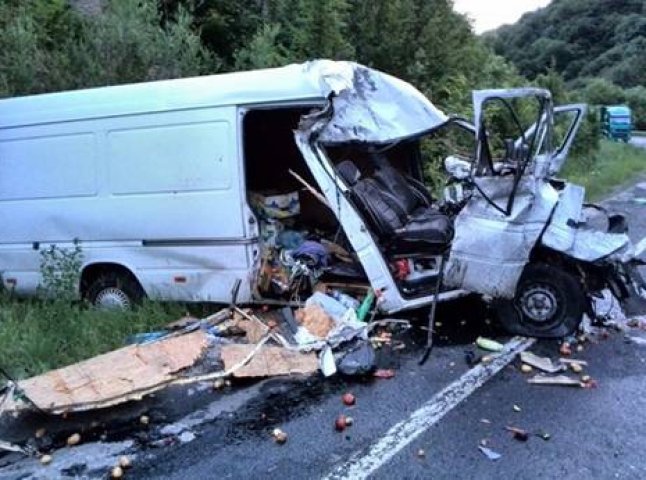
337, 160, 361, 186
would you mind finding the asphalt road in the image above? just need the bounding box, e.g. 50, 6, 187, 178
1, 171, 646, 480
630, 136, 646, 149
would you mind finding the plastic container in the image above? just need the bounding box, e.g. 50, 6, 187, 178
330, 289, 360, 310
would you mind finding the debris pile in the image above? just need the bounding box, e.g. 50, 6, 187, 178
518, 343, 596, 388
0, 288, 408, 420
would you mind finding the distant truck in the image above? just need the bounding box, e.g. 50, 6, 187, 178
600, 105, 632, 141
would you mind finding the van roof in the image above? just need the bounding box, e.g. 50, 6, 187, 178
0, 63, 325, 128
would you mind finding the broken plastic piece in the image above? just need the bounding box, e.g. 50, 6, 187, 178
320, 346, 337, 377
478, 445, 502, 461
476, 337, 504, 352
520, 351, 565, 374
527, 374, 582, 387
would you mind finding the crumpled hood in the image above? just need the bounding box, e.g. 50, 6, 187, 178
300, 60, 448, 144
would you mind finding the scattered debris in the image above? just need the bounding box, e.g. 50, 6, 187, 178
40, 454, 53, 466
335, 415, 350, 432
559, 342, 572, 356
417, 449, 426, 458
118, 456, 132, 469
520, 364, 533, 373
35, 428, 46, 439
220, 344, 318, 378
66, 433, 81, 447
628, 336, 646, 346
481, 355, 496, 364
139, 415, 150, 426
373, 369, 396, 379
559, 358, 588, 366
535, 431, 551, 441
476, 337, 504, 352
581, 377, 599, 389
178, 431, 196, 443
478, 445, 502, 461
480, 419, 492, 425
512, 404, 521, 412
519, 351, 564, 374
111, 465, 124, 479
345, 416, 354, 426
272, 428, 288, 444
505, 426, 529, 442
581, 374, 591, 383
342, 393, 356, 406
337, 342, 376, 376
464, 350, 482, 367
569, 363, 583, 373
527, 374, 582, 387
213, 378, 225, 390
295, 304, 335, 339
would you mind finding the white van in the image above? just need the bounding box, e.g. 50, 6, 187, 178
1, 60, 644, 337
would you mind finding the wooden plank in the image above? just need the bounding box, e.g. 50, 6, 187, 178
12, 330, 208, 413
221, 344, 318, 378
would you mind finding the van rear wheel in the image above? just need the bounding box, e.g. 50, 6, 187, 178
86, 272, 145, 310
494, 263, 585, 338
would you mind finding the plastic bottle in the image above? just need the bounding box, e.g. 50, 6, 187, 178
356, 289, 375, 322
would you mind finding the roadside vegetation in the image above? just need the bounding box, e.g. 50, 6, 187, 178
561, 140, 646, 201
0, 298, 181, 382
0, 243, 183, 382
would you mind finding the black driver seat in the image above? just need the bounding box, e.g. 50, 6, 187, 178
337, 161, 453, 254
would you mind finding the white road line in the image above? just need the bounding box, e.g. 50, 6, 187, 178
635, 236, 646, 259
323, 336, 536, 480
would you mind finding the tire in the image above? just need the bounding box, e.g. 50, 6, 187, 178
494, 263, 585, 338
86, 272, 145, 310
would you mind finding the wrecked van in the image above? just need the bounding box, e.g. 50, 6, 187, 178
0, 60, 644, 337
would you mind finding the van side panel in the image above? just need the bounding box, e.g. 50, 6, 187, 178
0, 106, 256, 302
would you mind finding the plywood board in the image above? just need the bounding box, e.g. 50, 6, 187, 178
11, 330, 208, 413
221, 344, 318, 378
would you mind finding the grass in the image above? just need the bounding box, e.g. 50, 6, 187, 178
560, 140, 646, 201
0, 297, 184, 382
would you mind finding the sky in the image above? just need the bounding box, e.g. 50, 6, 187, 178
453, 0, 552, 34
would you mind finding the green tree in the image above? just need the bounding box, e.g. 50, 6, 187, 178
625, 86, 646, 130
581, 78, 626, 106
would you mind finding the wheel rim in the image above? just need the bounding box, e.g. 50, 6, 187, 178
94, 287, 131, 310
518, 284, 559, 324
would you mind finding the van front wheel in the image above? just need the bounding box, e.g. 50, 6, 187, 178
494, 264, 585, 338
86, 272, 145, 310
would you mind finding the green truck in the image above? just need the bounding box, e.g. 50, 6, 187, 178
600, 105, 632, 141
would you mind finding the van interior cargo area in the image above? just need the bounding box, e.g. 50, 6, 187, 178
242, 108, 451, 303
242, 108, 369, 304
